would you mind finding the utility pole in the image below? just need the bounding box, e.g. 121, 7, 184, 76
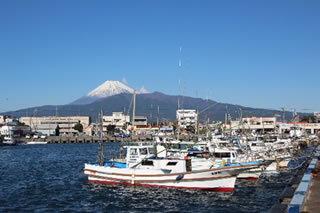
281, 107, 285, 122
157, 105, 159, 127
196, 110, 199, 136
98, 110, 104, 166
132, 90, 136, 133
293, 108, 297, 137
178, 47, 182, 110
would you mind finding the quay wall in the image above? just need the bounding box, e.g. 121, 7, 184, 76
17, 134, 198, 144
20, 136, 153, 144
270, 143, 320, 213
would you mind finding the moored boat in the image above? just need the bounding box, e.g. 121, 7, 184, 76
2, 136, 16, 146
84, 158, 264, 191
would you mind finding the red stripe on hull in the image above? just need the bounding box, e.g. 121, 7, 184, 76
88, 179, 234, 192
238, 177, 258, 181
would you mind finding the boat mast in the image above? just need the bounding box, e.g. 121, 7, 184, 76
177, 47, 182, 140
132, 90, 136, 133
98, 110, 104, 166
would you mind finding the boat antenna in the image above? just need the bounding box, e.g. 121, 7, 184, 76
97, 110, 104, 166
178, 47, 182, 109
132, 90, 136, 132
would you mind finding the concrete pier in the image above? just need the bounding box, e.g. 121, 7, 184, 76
287, 146, 320, 213
301, 151, 320, 212
270, 143, 320, 213
17, 134, 199, 144
19, 135, 153, 144
286, 145, 320, 213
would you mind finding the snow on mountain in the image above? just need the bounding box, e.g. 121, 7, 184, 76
139, 86, 148, 94
71, 80, 146, 105
88, 80, 135, 98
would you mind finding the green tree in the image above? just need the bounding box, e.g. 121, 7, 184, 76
74, 123, 83, 132
300, 116, 316, 123
199, 129, 207, 135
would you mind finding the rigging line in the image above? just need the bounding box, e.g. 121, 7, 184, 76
199, 102, 219, 115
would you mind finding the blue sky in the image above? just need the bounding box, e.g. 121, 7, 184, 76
0, 0, 319, 113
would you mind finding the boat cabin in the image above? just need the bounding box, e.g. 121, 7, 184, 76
125, 145, 155, 168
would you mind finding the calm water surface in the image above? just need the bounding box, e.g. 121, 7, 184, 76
0, 143, 308, 212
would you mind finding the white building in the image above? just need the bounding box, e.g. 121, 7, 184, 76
176, 109, 198, 130
133, 116, 148, 126
230, 117, 277, 132
0, 115, 5, 124
278, 122, 320, 134
0, 115, 14, 124
102, 112, 130, 131
19, 116, 90, 136
0, 124, 31, 137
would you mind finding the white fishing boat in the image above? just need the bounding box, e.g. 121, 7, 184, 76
84, 156, 264, 191
84, 139, 265, 191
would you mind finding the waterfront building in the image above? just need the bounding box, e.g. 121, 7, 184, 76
176, 109, 197, 130
133, 116, 148, 126
19, 116, 90, 136
278, 122, 320, 134
0, 123, 31, 137
230, 117, 277, 132
0, 115, 4, 124
0, 115, 14, 124
102, 112, 130, 130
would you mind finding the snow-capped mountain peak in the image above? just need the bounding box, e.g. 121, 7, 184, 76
88, 80, 134, 97
71, 80, 148, 105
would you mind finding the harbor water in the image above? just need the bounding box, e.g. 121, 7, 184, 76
0, 143, 309, 212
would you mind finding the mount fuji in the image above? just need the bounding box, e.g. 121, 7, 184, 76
71, 80, 146, 105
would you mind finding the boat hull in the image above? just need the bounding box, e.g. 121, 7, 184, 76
87, 178, 235, 192
84, 163, 238, 191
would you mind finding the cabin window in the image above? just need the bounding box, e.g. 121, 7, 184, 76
221, 153, 231, 158
130, 148, 138, 155
139, 148, 148, 155
141, 160, 153, 166
148, 148, 155, 154
167, 162, 177, 166
214, 153, 231, 158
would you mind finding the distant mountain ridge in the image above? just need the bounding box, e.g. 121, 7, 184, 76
3, 92, 298, 122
